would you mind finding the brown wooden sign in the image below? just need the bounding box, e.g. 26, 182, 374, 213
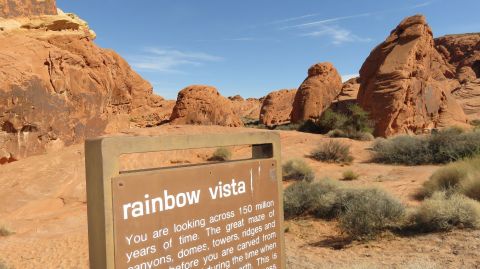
85, 132, 285, 269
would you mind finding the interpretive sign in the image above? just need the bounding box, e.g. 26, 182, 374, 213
85, 132, 285, 269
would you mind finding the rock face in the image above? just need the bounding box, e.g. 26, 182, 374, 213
357, 15, 468, 136
331, 77, 360, 112
0, 8, 166, 160
229, 95, 262, 121
435, 34, 480, 121
0, 0, 57, 18
260, 89, 296, 127
170, 85, 243, 127
291, 62, 342, 123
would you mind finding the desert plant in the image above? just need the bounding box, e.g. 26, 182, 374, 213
412, 192, 480, 232
208, 147, 232, 161
0, 226, 12, 237
341, 170, 359, 181
298, 105, 374, 141
282, 159, 315, 182
422, 156, 480, 200
372, 128, 480, 165
283, 181, 317, 219
339, 188, 405, 239
311, 140, 353, 164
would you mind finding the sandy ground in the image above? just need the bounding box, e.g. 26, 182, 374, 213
0, 125, 479, 269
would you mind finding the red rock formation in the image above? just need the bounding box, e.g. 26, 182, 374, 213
291, 62, 342, 123
331, 77, 360, 112
358, 15, 468, 136
435, 34, 480, 121
0, 8, 166, 160
229, 96, 262, 121
169, 85, 243, 127
259, 89, 296, 127
0, 0, 57, 18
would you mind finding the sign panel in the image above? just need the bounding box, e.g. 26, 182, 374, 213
112, 160, 282, 269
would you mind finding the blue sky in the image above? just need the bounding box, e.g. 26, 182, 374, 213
57, 0, 480, 99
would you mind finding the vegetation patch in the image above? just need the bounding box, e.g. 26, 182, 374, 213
421, 156, 480, 201
341, 170, 359, 181
411, 192, 480, 232
298, 104, 374, 140
0, 226, 13, 237
372, 128, 480, 165
282, 159, 315, 182
208, 147, 232, 161
310, 140, 353, 164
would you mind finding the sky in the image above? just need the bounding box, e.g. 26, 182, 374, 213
57, 0, 480, 99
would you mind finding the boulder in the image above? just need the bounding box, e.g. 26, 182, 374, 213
291, 62, 342, 123
0, 9, 165, 160
169, 85, 243, 127
259, 89, 296, 127
357, 15, 468, 136
0, 0, 56, 18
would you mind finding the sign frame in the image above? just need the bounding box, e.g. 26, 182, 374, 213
85, 132, 285, 269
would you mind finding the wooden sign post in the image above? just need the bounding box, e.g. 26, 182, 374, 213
85, 132, 285, 269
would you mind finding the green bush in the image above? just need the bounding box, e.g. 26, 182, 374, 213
339, 188, 405, 239
311, 140, 353, 164
372, 128, 480, 165
341, 170, 359, 181
208, 147, 232, 161
422, 156, 480, 200
412, 192, 480, 232
298, 105, 374, 140
283, 181, 317, 219
282, 159, 315, 182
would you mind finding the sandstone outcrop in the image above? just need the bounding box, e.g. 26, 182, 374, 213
0, 6, 166, 160
291, 62, 342, 123
331, 77, 360, 112
435, 33, 480, 121
260, 89, 296, 127
357, 15, 468, 136
229, 95, 262, 121
169, 85, 243, 127
0, 0, 56, 18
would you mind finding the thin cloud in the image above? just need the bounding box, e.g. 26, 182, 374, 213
128, 47, 223, 74
301, 25, 372, 45
276, 1, 433, 30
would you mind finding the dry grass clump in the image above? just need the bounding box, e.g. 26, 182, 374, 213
341, 170, 359, 181
372, 128, 480, 165
283, 180, 406, 239
282, 159, 315, 182
422, 156, 480, 200
310, 140, 353, 164
0, 226, 13, 237
411, 192, 480, 232
339, 188, 405, 239
208, 147, 232, 161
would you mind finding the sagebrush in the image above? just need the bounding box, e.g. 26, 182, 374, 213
311, 140, 353, 163
282, 159, 315, 182
208, 147, 232, 161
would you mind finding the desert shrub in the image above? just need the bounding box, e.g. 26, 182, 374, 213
412, 192, 480, 232
298, 105, 374, 141
372, 128, 480, 165
311, 140, 353, 163
471, 119, 480, 127
341, 170, 359, 181
274, 123, 302, 131
0, 226, 12, 237
283, 181, 317, 219
422, 156, 480, 200
282, 159, 315, 182
208, 147, 232, 161
339, 188, 405, 239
